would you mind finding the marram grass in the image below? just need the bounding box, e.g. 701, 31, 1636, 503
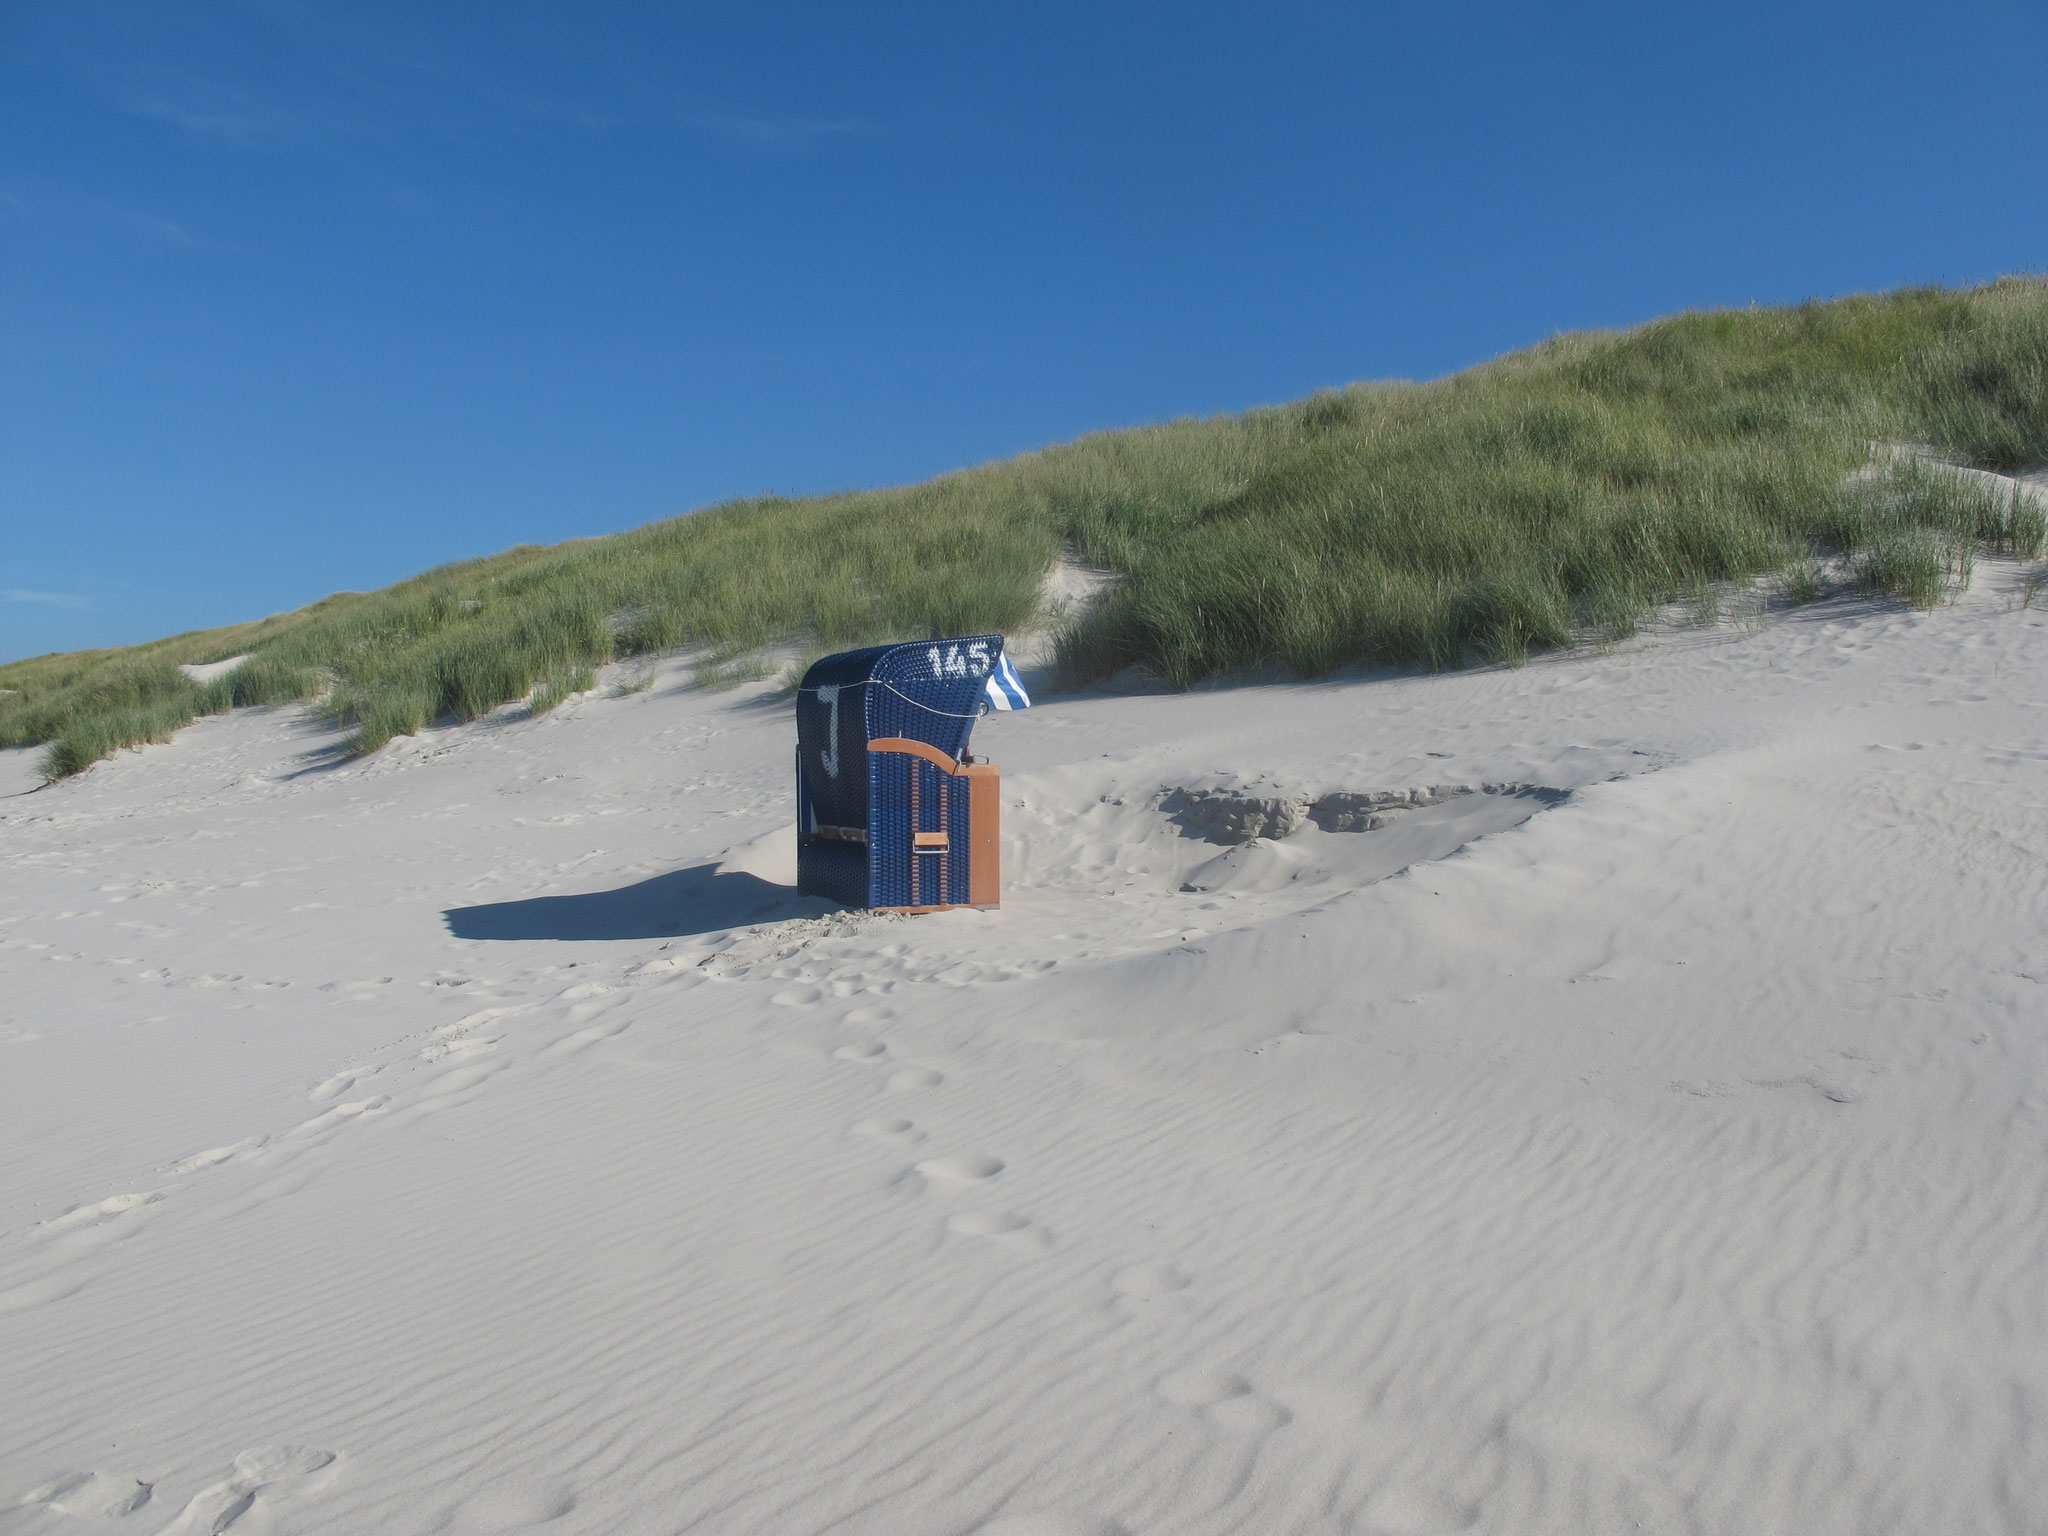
6, 278, 2047, 781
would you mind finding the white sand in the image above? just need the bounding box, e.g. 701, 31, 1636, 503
176, 657, 251, 686
4, 568, 2047, 1535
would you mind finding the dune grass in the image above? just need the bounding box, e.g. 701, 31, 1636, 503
6, 277, 2046, 781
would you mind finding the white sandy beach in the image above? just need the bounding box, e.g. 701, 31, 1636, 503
4, 568, 2047, 1534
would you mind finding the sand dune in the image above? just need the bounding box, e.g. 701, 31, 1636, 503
4, 566, 2047, 1534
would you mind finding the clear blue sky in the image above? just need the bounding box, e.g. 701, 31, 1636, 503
4, 0, 2044, 663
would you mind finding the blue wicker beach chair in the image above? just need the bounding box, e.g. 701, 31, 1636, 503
795, 636, 1029, 912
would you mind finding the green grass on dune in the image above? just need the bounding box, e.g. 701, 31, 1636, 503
1044, 280, 2047, 681
0, 606, 348, 779
6, 278, 2046, 781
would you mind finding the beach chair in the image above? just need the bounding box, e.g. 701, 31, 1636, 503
794, 636, 1028, 912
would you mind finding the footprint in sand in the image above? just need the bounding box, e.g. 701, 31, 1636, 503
169, 1138, 265, 1175
843, 1004, 897, 1026
911, 1154, 1004, 1192
307, 1069, 367, 1103
947, 1210, 1053, 1253
286, 1096, 391, 1138
17, 1470, 154, 1517
771, 986, 824, 1007
6, 1194, 166, 1306
1157, 1370, 1292, 1436
1109, 1263, 1190, 1308
448, 1479, 577, 1531
422, 1035, 499, 1063
152, 1446, 337, 1535
0, 1275, 88, 1313
834, 1041, 889, 1062
33, 1192, 162, 1243
888, 1067, 945, 1092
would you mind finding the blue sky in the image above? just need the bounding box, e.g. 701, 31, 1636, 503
4, 0, 2044, 663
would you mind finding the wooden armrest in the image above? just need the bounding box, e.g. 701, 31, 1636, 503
867, 737, 961, 774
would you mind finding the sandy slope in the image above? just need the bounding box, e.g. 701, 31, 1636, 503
3, 573, 2046, 1536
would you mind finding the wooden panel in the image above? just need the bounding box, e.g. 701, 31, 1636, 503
913, 831, 950, 849
964, 762, 1000, 908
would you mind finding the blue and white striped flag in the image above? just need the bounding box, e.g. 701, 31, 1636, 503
983, 652, 1031, 711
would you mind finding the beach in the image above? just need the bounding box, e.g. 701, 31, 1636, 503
4, 571, 2046, 1535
